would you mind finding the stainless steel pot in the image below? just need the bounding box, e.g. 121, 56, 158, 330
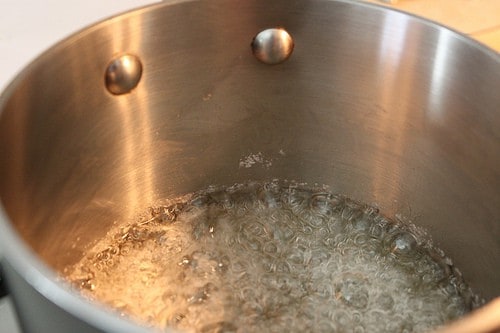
0, 0, 498, 332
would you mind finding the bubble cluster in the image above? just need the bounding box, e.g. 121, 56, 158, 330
65, 181, 481, 333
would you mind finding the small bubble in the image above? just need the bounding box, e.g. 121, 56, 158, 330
231, 260, 247, 273
189, 194, 211, 207
341, 205, 364, 222
77, 278, 96, 291
93, 262, 104, 271
315, 282, 333, 299
243, 221, 266, 237
303, 213, 325, 228
288, 250, 305, 265
178, 255, 191, 267
239, 286, 257, 302
317, 320, 336, 332
281, 188, 311, 207
169, 313, 186, 325
351, 215, 371, 232
310, 248, 331, 266
243, 235, 262, 252
376, 293, 395, 311
354, 234, 370, 246
369, 222, 385, 238
209, 189, 232, 207
263, 242, 278, 255
202, 93, 212, 101
353, 325, 365, 333
155, 234, 168, 245
150, 204, 185, 223
257, 184, 281, 208
280, 226, 295, 242
335, 274, 369, 310
301, 225, 313, 235
310, 192, 334, 216
276, 261, 292, 273
214, 255, 230, 273
208, 225, 215, 237
187, 283, 217, 305
391, 232, 417, 256
322, 236, 337, 248
332, 309, 354, 328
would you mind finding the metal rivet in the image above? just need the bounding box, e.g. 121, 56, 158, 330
251, 28, 294, 65
105, 54, 143, 95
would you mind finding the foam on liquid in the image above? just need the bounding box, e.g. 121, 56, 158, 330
64, 181, 480, 333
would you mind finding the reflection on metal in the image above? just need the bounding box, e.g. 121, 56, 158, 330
378, 11, 409, 70
105, 54, 142, 95
429, 31, 453, 121
371, 11, 412, 206
251, 28, 294, 65
115, 89, 155, 219
109, 15, 155, 216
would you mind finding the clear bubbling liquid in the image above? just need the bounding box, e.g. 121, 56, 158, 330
64, 181, 481, 333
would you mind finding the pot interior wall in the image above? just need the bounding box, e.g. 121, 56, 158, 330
0, 0, 499, 300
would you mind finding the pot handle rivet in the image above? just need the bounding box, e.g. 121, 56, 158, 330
105, 54, 143, 95
251, 28, 294, 65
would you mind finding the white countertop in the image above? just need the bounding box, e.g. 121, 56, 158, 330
0, 0, 158, 93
